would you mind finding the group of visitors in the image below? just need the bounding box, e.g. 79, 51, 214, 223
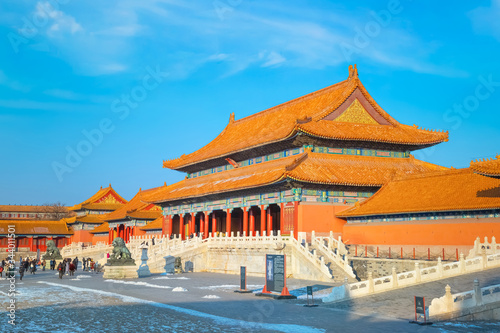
81, 257, 100, 273
0, 255, 102, 280
0, 259, 16, 278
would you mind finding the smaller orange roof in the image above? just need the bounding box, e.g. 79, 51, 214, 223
140, 217, 163, 231
470, 155, 500, 178
68, 185, 127, 211
339, 168, 500, 217
0, 220, 73, 235
89, 222, 110, 234
63, 214, 107, 225
105, 186, 164, 222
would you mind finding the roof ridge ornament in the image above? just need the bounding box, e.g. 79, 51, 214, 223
348, 64, 358, 79
229, 112, 235, 124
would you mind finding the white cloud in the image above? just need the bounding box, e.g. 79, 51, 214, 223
468, 0, 500, 41
261, 51, 286, 67
35, 1, 83, 38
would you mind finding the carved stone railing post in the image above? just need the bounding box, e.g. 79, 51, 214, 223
459, 253, 465, 273
415, 262, 421, 283
482, 248, 488, 269
368, 272, 374, 293
445, 284, 452, 312
474, 279, 483, 306
392, 267, 398, 288
437, 257, 444, 277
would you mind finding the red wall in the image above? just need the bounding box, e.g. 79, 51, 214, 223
71, 230, 94, 243
342, 218, 500, 246
298, 203, 350, 234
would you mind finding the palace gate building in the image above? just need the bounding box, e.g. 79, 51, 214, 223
145, 66, 449, 240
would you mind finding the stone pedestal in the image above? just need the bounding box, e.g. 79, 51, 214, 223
137, 245, 151, 278
103, 265, 139, 279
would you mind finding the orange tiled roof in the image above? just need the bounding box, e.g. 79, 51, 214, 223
338, 168, 500, 217
148, 151, 446, 204
140, 217, 163, 230
0, 220, 73, 235
470, 155, 500, 178
105, 186, 164, 222
68, 185, 127, 211
63, 214, 107, 225
163, 66, 448, 170
89, 222, 110, 234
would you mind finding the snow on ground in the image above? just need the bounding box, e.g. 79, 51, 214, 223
199, 284, 262, 291
153, 276, 190, 280
172, 287, 188, 292
202, 295, 220, 299
14, 282, 325, 333
104, 279, 172, 289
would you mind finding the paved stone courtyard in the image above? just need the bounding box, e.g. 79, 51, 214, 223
1, 266, 500, 332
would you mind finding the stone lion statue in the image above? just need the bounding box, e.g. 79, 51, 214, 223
43, 240, 62, 259
110, 237, 132, 260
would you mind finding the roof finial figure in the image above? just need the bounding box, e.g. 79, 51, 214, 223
348, 64, 358, 78
229, 112, 235, 124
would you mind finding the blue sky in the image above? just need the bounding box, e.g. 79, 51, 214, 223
0, 0, 499, 205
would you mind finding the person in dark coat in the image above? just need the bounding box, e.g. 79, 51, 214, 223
57, 262, 64, 279
69, 262, 76, 276
82, 257, 86, 271
74, 257, 79, 271
19, 264, 25, 281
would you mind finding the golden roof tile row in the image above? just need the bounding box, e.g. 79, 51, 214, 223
470, 156, 500, 178
148, 152, 445, 204
338, 168, 500, 217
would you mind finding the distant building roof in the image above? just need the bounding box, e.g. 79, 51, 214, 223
68, 185, 127, 212
0, 220, 73, 235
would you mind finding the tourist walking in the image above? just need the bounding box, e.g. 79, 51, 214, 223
19, 264, 24, 281
42, 259, 46, 271
65, 259, 70, 275
0, 265, 3, 278
82, 257, 86, 271
69, 262, 76, 276
50, 259, 55, 270
57, 262, 64, 279
30, 260, 36, 274
74, 257, 79, 271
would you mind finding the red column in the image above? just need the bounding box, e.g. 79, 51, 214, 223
167, 215, 173, 235
200, 213, 205, 236
243, 207, 248, 236
280, 203, 284, 234
189, 214, 194, 236
249, 209, 255, 235
212, 213, 217, 236
226, 209, 232, 236
28, 237, 33, 252
267, 207, 273, 236
204, 212, 209, 238
108, 229, 113, 244
180, 215, 185, 240
260, 205, 266, 235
